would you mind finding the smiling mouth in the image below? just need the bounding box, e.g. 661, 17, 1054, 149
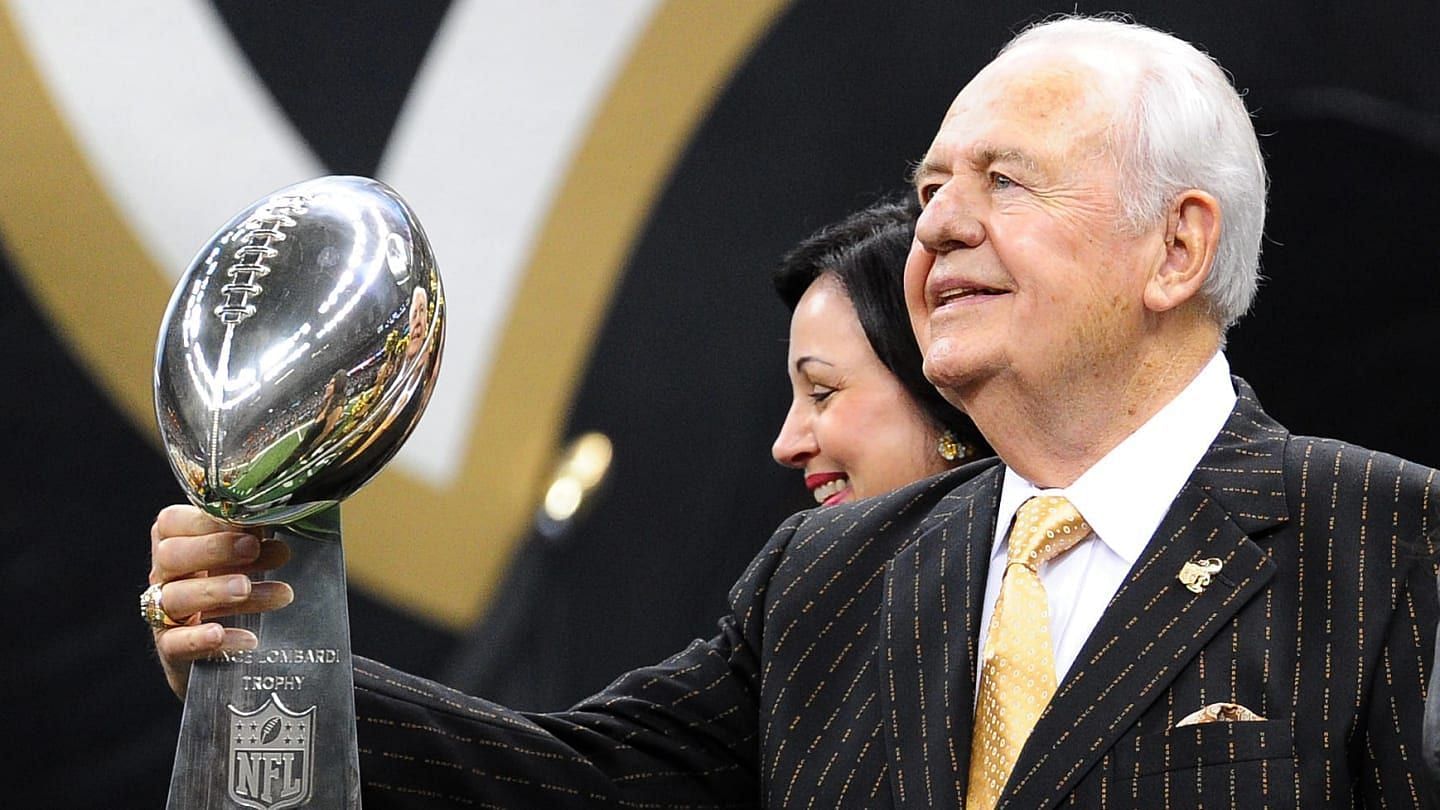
812, 476, 850, 505
935, 285, 1004, 306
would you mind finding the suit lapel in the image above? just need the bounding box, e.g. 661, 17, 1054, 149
881, 465, 1000, 810
1000, 377, 1290, 809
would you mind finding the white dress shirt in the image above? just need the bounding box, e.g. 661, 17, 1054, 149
976, 352, 1237, 687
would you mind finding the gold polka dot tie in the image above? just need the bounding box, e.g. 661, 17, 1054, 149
966, 495, 1091, 809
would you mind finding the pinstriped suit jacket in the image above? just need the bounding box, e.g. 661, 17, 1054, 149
353, 378, 1439, 808
1428, 570, 1440, 805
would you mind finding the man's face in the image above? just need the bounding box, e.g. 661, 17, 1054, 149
904, 48, 1163, 405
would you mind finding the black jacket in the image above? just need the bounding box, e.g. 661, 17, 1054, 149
352, 378, 1440, 808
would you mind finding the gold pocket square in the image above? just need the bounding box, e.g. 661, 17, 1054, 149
1175, 702, 1265, 727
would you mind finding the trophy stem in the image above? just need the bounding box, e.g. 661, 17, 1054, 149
166, 505, 361, 809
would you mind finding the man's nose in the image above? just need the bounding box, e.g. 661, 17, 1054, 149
915, 185, 985, 253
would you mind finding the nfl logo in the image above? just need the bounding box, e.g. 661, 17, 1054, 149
226, 693, 316, 810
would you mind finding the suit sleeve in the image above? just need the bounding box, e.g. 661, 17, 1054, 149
1359, 533, 1440, 808
351, 510, 808, 808
1426, 567, 1440, 808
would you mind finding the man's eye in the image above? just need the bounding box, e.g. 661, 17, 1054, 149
918, 183, 942, 205
991, 172, 1015, 190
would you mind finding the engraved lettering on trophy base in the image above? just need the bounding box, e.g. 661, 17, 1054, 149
240, 675, 309, 691
217, 648, 340, 665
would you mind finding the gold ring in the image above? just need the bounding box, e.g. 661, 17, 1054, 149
139, 583, 186, 630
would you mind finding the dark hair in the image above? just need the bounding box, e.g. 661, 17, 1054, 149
773, 194, 989, 460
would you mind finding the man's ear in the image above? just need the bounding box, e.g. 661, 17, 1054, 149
1144, 189, 1220, 312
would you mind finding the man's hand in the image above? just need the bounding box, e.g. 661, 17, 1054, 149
147, 504, 293, 699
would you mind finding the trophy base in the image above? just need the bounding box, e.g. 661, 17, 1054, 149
166, 506, 361, 809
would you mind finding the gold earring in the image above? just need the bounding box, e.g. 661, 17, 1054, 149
937, 430, 963, 462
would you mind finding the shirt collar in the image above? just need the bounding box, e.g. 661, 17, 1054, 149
993, 352, 1237, 563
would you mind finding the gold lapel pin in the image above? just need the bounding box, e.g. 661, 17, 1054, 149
1178, 557, 1223, 593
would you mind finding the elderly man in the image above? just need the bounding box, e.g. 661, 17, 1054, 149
148, 15, 1438, 808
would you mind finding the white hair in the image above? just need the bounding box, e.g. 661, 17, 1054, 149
1001, 15, 1268, 331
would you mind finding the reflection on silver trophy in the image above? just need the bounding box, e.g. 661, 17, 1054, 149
154, 175, 444, 809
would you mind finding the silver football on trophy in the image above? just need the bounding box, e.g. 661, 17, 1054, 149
154, 175, 444, 526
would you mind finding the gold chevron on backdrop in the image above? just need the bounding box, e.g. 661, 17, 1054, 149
0, 1, 789, 628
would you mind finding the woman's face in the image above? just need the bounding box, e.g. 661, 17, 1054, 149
773, 274, 949, 507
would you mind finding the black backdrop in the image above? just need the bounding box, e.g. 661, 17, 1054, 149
3, 2, 1439, 806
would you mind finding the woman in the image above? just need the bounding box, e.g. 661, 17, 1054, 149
771, 194, 987, 507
